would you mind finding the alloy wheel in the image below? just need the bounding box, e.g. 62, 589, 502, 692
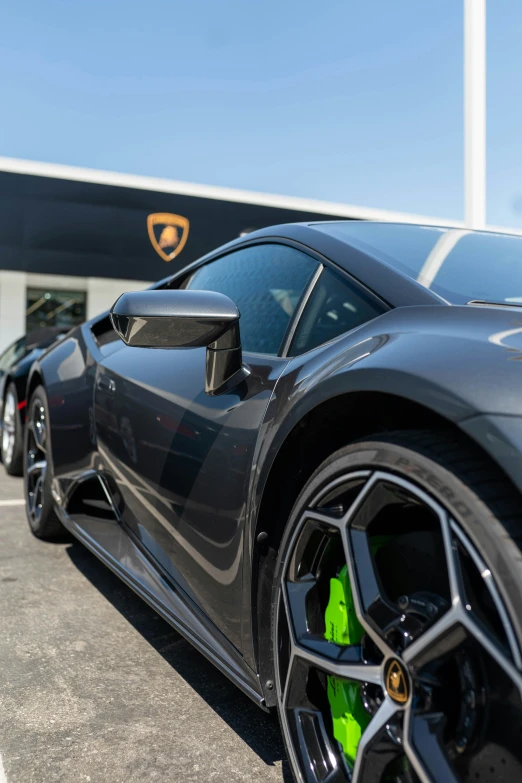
276, 470, 522, 782
25, 398, 48, 527
2, 390, 17, 467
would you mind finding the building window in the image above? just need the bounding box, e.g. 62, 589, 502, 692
26, 288, 87, 332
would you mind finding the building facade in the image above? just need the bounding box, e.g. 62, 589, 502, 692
0, 157, 459, 352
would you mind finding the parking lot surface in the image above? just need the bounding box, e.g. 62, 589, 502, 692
0, 472, 288, 783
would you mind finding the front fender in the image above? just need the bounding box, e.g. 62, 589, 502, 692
244, 304, 522, 675
460, 415, 522, 496
249, 304, 522, 549
28, 326, 97, 484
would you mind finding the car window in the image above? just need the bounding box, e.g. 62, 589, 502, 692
184, 244, 319, 355
0, 337, 26, 371
315, 222, 522, 306
290, 267, 385, 355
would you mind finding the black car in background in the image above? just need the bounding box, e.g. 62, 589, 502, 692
22, 221, 522, 783
0, 327, 68, 475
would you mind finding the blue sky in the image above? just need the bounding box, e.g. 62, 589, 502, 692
1, 0, 521, 227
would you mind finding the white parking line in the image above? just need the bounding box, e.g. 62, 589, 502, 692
0, 753, 7, 783
0, 500, 24, 507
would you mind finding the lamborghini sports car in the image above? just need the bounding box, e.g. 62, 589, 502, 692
24, 221, 522, 783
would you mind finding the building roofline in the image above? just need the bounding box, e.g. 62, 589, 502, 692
0, 155, 463, 227
1, 155, 519, 236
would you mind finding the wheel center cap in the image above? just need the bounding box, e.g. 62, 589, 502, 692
385, 659, 409, 704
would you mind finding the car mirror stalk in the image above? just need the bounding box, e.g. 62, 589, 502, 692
110, 289, 248, 395
206, 319, 249, 394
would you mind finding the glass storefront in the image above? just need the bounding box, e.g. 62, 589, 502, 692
26, 288, 87, 332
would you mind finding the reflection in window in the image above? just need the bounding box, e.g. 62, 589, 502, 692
184, 244, 318, 354
315, 222, 522, 305
26, 288, 87, 332
290, 268, 385, 355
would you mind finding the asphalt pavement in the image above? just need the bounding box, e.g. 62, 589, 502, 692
0, 471, 289, 783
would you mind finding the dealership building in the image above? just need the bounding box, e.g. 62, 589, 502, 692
0, 156, 462, 353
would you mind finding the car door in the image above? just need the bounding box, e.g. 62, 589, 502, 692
94, 242, 320, 649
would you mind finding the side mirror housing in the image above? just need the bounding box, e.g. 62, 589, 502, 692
110, 290, 247, 394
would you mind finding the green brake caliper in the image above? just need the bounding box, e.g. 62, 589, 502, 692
324, 565, 370, 766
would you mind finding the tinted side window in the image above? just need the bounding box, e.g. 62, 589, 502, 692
290, 268, 385, 355
185, 244, 318, 354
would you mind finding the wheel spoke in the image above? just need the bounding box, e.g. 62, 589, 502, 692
404, 710, 460, 783
346, 525, 401, 631
403, 601, 518, 681
28, 489, 36, 513
403, 517, 522, 692
451, 520, 522, 669
36, 423, 46, 453
34, 474, 43, 503
26, 460, 46, 478
460, 609, 522, 692
403, 606, 464, 668
340, 475, 405, 658
29, 404, 47, 454
292, 644, 383, 686
28, 420, 44, 454
351, 697, 400, 783
440, 512, 466, 608
282, 582, 382, 686
303, 509, 344, 531
285, 581, 363, 662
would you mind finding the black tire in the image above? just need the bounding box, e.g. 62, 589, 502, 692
1, 381, 23, 475
272, 429, 522, 783
24, 384, 66, 540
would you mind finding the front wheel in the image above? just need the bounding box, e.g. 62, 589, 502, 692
272, 431, 522, 783
24, 385, 66, 539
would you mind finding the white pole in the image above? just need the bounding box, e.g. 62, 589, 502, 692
464, 0, 486, 229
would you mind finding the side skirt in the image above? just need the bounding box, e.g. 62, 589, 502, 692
58, 508, 267, 710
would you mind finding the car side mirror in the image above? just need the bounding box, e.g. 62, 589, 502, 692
110, 289, 248, 395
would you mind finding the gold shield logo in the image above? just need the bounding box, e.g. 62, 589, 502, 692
385, 660, 409, 704
147, 213, 190, 262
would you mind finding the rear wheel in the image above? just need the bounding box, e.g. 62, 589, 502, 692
2, 383, 23, 475
272, 431, 522, 783
24, 385, 65, 539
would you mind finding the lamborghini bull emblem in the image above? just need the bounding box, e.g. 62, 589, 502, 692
385, 660, 409, 704
147, 213, 190, 262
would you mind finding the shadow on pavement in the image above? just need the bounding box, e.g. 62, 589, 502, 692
65, 540, 292, 781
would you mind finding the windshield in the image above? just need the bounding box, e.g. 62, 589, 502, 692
315, 222, 522, 305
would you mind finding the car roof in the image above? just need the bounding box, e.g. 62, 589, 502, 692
165, 220, 522, 310
216, 221, 446, 309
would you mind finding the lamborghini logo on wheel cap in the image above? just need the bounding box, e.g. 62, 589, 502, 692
147, 213, 190, 262
385, 659, 409, 704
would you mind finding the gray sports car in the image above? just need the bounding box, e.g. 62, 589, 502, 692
24, 221, 522, 782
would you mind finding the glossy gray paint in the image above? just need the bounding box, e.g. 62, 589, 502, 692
27, 222, 522, 706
